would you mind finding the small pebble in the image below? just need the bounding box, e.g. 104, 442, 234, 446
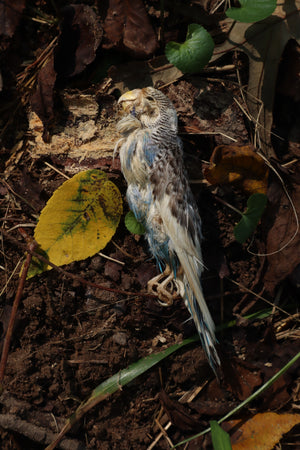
112, 332, 128, 346
90, 255, 104, 271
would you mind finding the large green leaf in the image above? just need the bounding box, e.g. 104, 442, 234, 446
234, 193, 267, 243
165, 24, 214, 74
226, 0, 277, 23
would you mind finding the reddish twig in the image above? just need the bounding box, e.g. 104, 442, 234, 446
0, 238, 37, 387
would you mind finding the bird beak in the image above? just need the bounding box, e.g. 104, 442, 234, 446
118, 90, 139, 112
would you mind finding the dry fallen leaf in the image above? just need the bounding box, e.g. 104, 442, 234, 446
263, 178, 300, 294
29, 52, 56, 142
55, 4, 103, 77
103, 0, 158, 57
226, 412, 300, 450
0, 0, 26, 38
159, 390, 201, 431
203, 144, 269, 194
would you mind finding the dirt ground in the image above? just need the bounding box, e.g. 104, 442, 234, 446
0, 1, 300, 449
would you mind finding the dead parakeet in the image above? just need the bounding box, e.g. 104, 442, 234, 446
115, 87, 220, 375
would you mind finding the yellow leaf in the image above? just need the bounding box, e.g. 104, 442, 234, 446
203, 144, 269, 194
33, 169, 123, 272
226, 412, 300, 450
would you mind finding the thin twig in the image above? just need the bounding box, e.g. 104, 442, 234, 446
0, 238, 37, 386
226, 277, 293, 318
0, 257, 23, 297
44, 162, 70, 180
0, 179, 38, 213
155, 419, 174, 448
98, 252, 125, 266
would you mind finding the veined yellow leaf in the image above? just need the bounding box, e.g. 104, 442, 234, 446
32, 169, 122, 274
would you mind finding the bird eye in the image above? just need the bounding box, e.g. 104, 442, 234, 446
146, 96, 155, 101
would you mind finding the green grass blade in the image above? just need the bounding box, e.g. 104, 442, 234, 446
46, 336, 198, 450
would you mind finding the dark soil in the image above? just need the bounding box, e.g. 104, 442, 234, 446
1, 148, 299, 449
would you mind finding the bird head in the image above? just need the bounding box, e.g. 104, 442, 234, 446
118, 87, 177, 131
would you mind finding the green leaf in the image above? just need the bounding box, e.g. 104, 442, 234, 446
165, 23, 214, 74
210, 421, 232, 450
234, 193, 267, 243
226, 0, 277, 23
125, 211, 145, 235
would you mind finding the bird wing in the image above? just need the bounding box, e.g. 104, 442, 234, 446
151, 148, 220, 371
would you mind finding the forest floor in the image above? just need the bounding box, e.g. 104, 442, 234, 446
0, 1, 299, 449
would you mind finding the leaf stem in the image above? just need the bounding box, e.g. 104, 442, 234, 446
214, 195, 243, 216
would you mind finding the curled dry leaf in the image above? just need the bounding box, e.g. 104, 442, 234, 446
29, 53, 57, 143
159, 390, 201, 431
203, 144, 269, 195
103, 0, 158, 57
0, 0, 26, 38
263, 178, 300, 294
55, 4, 103, 77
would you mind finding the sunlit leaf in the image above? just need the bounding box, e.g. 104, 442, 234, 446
31, 169, 122, 275
210, 421, 232, 450
165, 24, 214, 74
234, 193, 267, 243
203, 145, 269, 195
226, 0, 277, 23
228, 412, 300, 449
125, 211, 145, 235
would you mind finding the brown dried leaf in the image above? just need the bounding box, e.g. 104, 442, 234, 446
103, 0, 158, 57
159, 390, 201, 431
224, 360, 262, 401
29, 52, 56, 142
0, 0, 25, 38
263, 177, 300, 294
203, 144, 269, 194
55, 4, 103, 77
227, 412, 300, 450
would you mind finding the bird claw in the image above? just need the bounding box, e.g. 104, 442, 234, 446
147, 266, 184, 306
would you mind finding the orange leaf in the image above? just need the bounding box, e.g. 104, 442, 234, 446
203, 144, 269, 194
225, 412, 300, 450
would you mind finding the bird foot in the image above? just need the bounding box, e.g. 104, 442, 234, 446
147, 267, 184, 306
